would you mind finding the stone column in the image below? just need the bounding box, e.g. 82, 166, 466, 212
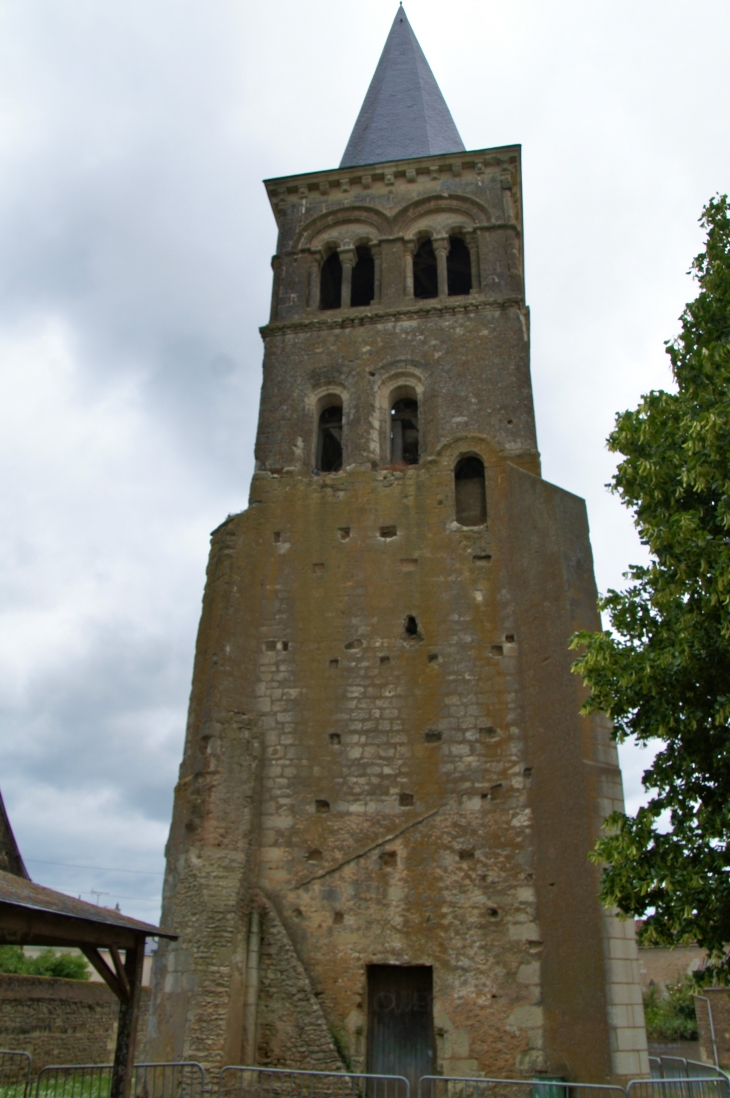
433, 236, 450, 298
466, 232, 480, 292
339, 247, 356, 309
307, 252, 322, 310
372, 243, 382, 304
403, 239, 416, 299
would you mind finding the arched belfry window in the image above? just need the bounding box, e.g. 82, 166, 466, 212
455, 456, 487, 526
447, 236, 472, 297
351, 245, 375, 308
320, 251, 342, 310
390, 398, 419, 465
316, 399, 343, 472
413, 238, 438, 299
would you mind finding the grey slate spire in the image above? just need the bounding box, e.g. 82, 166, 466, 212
340, 6, 465, 168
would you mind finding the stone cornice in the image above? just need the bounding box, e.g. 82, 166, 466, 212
260, 295, 525, 339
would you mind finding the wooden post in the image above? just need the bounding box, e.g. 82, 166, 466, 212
110, 935, 145, 1098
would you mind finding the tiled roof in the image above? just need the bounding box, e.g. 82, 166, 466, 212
340, 6, 465, 168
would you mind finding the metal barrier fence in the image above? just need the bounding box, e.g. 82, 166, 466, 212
626, 1079, 730, 1098
218, 1066, 410, 1098
649, 1063, 728, 1084
35, 1063, 205, 1098
0, 1051, 32, 1098
417, 1076, 626, 1098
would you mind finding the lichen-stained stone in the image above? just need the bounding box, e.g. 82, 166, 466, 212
145, 138, 648, 1085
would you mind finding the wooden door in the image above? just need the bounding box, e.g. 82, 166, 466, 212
367, 966, 434, 1093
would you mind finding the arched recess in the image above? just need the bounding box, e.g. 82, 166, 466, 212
294, 206, 391, 253
314, 393, 344, 472
394, 194, 490, 239
454, 454, 487, 526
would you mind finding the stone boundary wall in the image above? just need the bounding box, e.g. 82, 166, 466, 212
0, 974, 150, 1072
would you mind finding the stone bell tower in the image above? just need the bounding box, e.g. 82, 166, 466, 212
147, 7, 648, 1085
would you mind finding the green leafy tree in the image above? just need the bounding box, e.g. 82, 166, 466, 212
0, 944, 90, 980
571, 195, 730, 979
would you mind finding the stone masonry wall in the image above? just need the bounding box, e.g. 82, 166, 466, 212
0, 974, 150, 1073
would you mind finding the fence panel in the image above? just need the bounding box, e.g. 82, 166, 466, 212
219, 1065, 410, 1098
626, 1077, 730, 1098
417, 1075, 626, 1098
0, 1051, 32, 1098
35, 1062, 205, 1098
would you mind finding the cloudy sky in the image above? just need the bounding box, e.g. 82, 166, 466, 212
0, 0, 728, 924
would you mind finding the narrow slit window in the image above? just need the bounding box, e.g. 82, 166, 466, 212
455, 456, 487, 526
413, 238, 438, 299
317, 402, 343, 472
390, 398, 419, 464
447, 236, 472, 296
320, 251, 342, 310
351, 245, 375, 307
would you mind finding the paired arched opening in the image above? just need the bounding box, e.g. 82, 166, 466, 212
390, 394, 419, 464
320, 245, 375, 310
351, 245, 375, 307
413, 234, 472, 298
455, 455, 486, 526
447, 235, 472, 296
320, 251, 342, 310
316, 398, 343, 472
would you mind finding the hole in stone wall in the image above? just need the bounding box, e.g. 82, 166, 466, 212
320, 251, 342, 310
447, 235, 472, 296
523, 767, 532, 779
351, 245, 375, 307
306, 849, 323, 862
488, 907, 499, 919
333, 911, 344, 925
345, 639, 363, 650
458, 849, 475, 861
273, 531, 281, 543
399, 792, 414, 807
490, 783, 504, 800
315, 799, 330, 813
479, 726, 499, 741
292, 908, 303, 919
404, 615, 419, 637
317, 402, 343, 472
427, 653, 439, 663
455, 456, 487, 526
491, 645, 504, 657
338, 527, 351, 540
424, 729, 442, 743
379, 850, 398, 868
329, 659, 339, 669
329, 733, 341, 745
379, 525, 397, 539
473, 554, 492, 564
281, 641, 289, 651
413, 238, 438, 299
380, 655, 390, 665
505, 634, 515, 643
312, 562, 325, 573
